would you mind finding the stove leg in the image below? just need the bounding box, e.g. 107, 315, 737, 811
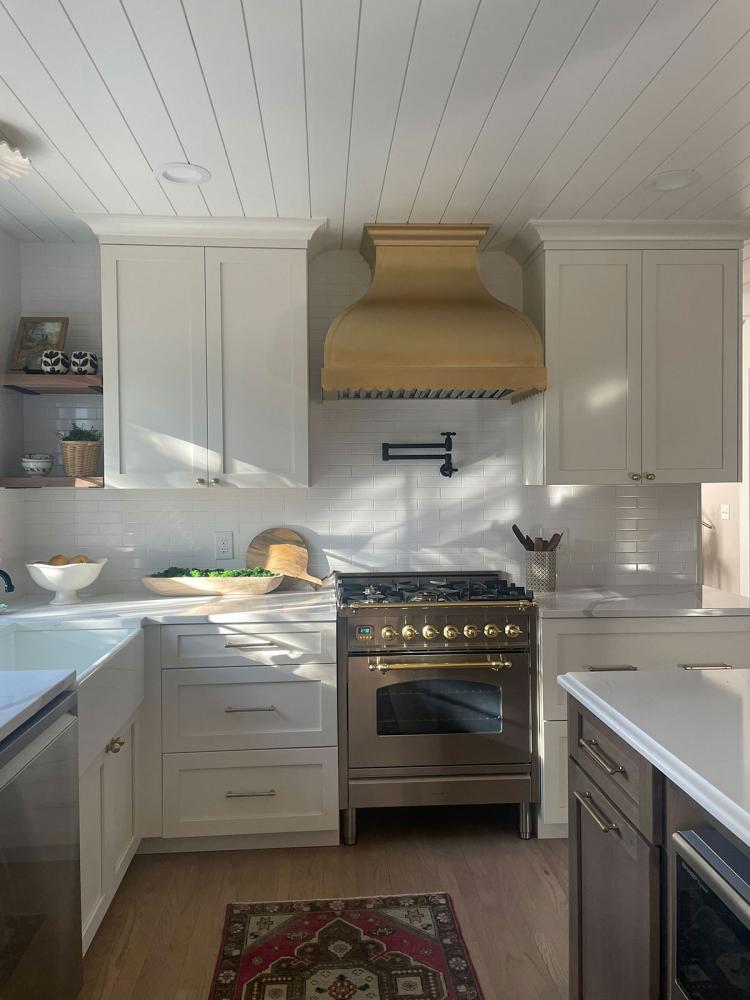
342, 808, 357, 846
519, 802, 534, 840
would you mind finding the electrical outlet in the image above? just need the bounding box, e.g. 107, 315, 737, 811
720, 503, 731, 521
214, 530, 234, 559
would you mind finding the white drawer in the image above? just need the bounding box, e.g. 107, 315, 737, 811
161, 747, 339, 838
160, 622, 336, 669
162, 664, 337, 752
541, 617, 750, 721
540, 720, 568, 827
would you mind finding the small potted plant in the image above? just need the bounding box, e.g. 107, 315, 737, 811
58, 422, 102, 477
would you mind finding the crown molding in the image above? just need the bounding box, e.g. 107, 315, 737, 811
508, 219, 750, 265
78, 214, 328, 250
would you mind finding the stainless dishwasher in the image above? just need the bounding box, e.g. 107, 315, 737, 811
0, 690, 82, 1000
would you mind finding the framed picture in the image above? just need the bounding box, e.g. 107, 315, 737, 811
10, 316, 69, 371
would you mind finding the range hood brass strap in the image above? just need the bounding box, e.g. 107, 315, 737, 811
368, 658, 512, 674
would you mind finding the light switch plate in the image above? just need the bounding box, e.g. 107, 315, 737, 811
720, 504, 731, 521
214, 530, 234, 559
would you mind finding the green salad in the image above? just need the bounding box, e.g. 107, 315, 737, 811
150, 566, 276, 578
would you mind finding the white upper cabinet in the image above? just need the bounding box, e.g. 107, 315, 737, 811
514, 223, 745, 486
102, 245, 208, 489
95, 217, 323, 489
205, 247, 308, 487
641, 250, 738, 484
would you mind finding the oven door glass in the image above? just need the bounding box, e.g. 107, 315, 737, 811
376, 679, 501, 736
674, 852, 750, 999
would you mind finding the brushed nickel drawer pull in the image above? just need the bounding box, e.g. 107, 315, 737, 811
224, 641, 278, 649
574, 790, 619, 833
585, 664, 637, 672
578, 737, 625, 777
368, 658, 512, 674
224, 705, 276, 713
679, 662, 733, 671
225, 789, 276, 798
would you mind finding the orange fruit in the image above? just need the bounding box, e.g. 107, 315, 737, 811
48, 554, 69, 566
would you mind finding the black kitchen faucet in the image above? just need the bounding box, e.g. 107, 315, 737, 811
0, 570, 15, 593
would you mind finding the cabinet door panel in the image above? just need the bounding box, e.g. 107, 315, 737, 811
642, 250, 739, 483
79, 758, 104, 945
545, 251, 641, 484
569, 761, 660, 1000
101, 245, 208, 488
102, 719, 137, 885
205, 247, 309, 487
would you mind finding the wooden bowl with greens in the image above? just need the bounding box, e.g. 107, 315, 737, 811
142, 566, 283, 597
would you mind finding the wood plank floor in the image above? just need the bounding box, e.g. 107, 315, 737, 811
80, 805, 569, 1000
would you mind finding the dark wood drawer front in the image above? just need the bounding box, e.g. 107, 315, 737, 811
569, 760, 661, 1000
569, 698, 661, 844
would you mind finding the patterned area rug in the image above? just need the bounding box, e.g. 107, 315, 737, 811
208, 893, 484, 1000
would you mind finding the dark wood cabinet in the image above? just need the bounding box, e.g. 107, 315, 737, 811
568, 715, 662, 999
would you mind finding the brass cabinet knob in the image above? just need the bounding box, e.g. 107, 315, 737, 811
484, 623, 500, 638
505, 623, 523, 638
105, 737, 125, 754
422, 624, 438, 640
402, 625, 418, 641
443, 625, 459, 640
463, 624, 479, 639
645, 473, 655, 481
196, 477, 206, 485
381, 626, 398, 641
630, 473, 642, 481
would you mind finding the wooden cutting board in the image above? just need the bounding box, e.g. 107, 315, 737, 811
245, 527, 324, 588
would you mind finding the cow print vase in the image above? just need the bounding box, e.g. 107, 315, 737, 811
41, 350, 70, 374
69, 351, 99, 375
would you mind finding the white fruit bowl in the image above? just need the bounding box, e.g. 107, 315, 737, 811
26, 559, 107, 605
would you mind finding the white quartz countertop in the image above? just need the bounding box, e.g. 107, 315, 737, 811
538, 585, 750, 618
559, 669, 750, 847
0, 587, 337, 626
0, 668, 76, 743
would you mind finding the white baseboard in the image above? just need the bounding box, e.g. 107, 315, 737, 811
138, 829, 340, 854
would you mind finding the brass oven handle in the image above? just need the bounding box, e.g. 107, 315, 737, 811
679, 663, 732, 671
573, 790, 619, 833
225, 705, 276, 713
368, 658, 512, 674
225, 789, 276, 798
578, 737, 625, 777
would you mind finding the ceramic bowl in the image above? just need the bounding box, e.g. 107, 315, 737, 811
26, 558, 107, 605
21, 453, 54, 476
142, 573, 283, 597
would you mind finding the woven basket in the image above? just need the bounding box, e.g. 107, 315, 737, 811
60, 440, 101, 477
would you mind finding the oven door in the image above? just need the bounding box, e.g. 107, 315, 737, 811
670, 829, 750, 999
347, 651, 531, 768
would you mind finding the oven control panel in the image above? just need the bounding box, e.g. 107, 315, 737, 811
348, 611, 532, 651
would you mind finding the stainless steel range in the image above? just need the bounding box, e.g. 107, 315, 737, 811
336, 572, 538, 844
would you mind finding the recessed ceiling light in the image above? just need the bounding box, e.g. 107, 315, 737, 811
156, 162, 211, 185
0, 140, 31, 179
643, 169, 700, 193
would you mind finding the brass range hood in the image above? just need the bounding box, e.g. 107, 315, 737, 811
321, 223, 546, 400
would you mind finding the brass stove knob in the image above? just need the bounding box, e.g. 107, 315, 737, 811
484, 623, 500, 639
505, 624, 523, 638
463, 624, 479, 639
422, 624, 439, 640
402, 625, 418, 641
381, 626, 398, 641
443, 625, 459, 640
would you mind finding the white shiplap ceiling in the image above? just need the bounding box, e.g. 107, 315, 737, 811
1, 0, 750, 248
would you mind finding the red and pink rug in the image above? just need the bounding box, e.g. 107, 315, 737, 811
208, 893, 484, 1000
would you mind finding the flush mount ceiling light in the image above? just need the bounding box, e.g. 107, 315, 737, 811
643, 169, 700, 192
156, 161, 211, 184
0, 141, 31, 179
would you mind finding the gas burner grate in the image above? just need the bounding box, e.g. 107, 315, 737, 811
337, 572, 534, 607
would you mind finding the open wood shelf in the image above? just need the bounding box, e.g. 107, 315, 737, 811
0, 371, 103, 394
0, 476, 103, 489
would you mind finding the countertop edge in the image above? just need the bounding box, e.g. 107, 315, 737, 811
559, 673, 750, 848
0, 668, 76, 743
